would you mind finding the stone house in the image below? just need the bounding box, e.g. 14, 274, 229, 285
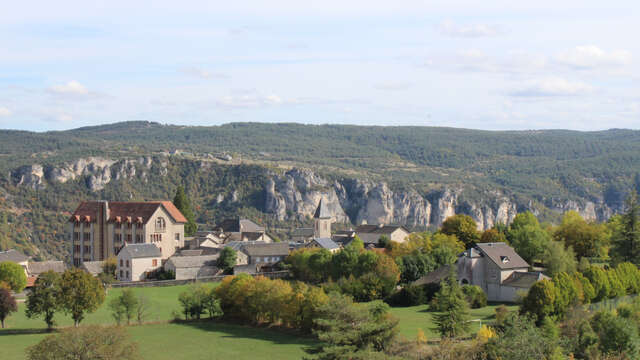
242, 242, 290, 264
354, 224, 410, 246
214, 218, 272, 242
164, 254, 220, 280
456, 242, 548, 302
116, 243, 162, 282
69, 201, 187, 266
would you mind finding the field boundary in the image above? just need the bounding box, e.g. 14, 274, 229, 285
110, 271, 290, 288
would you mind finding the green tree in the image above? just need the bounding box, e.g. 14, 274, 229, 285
217, 247, 237, 274
480, 228, 507, 244
173, 185, 197, 236
431, 273, 471, 338
508, 223, 551, 265
58, 269, 106, 326
520, 279, 557, 324
485, 313, 560, 360
26, 271, 61, 330
26, 325, 139, 360
610, 194, 640, 265
109, 288, 138, 325
0, 287, 17, 328
554, 211, 609, 259
439, 214, 480, 249
591, 310, 640, 358
309, 293, 398, 359
583, 266, 611, 302
543, 241, 577, 277
0, 261, 27, 292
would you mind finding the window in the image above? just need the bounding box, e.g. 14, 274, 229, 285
119, 270, 123, 278
127, 234, 132, 243
126, 260, 130, 267
155, 217, 166, 232
136, 234, 142, 243
84, 246, 90, 253
152, 259, 158, 266
74, 232, 80, 241
175, 233, 180, 241
125, 271, 129, 278
83, 232, 90, 240
120, 259, 123, 266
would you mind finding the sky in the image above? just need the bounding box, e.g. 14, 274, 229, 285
0, 1, 638, 131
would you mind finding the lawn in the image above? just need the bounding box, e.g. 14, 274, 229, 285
0, 284, 518, 359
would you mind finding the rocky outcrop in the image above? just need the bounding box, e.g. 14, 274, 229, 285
264, 167, 613, 230
10, 164, 46, 190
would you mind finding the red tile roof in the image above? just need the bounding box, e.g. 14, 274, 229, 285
70, 201, 187, 224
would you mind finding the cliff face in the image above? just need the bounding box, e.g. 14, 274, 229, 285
264, 168, 618, 230
8, 157, 621, 230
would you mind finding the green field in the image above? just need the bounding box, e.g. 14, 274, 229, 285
0, 285, 517, 359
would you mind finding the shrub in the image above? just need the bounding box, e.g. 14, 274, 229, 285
462, 285, 487, 309
384, 285, 426, 307
0, 261, 27, 292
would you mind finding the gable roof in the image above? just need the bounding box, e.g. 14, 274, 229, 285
475, 242, 529, 270
119, 243, 161, 259
309, 237, 340, 251
502, 271, 548, 288
355, 224, 410, 236
242, 242, 290, 257
292, 228, 314, 237
167, 254, 219, 268
217, 218, 264, 233
412, 265, 453, 286
0, 249, 30, 263
314, 199, 331, 219
28, 261, 66, 275
70, 201, 187, 224
81, 261, 104, 276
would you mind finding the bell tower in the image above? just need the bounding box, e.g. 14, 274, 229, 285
313, 198, 332, 238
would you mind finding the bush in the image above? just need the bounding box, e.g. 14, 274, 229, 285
384, 285, 426, 307
26, 325, 139, 360
462, 285, 487, 309
591, 310, 640, 358
0, 261, 27, 292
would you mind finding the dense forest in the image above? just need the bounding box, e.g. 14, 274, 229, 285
0, 121, 639, 261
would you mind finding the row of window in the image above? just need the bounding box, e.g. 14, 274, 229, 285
73, 232, 92, 241
254, 256, 282, 263
73, 245, 91, 254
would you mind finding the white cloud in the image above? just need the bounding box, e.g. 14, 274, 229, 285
510, 77, 594, 97
181, 67, 229, 80
48, 80, 89, 95
0, 107, 11, 117
555, 45, 632, 68
438, 20, 502, 38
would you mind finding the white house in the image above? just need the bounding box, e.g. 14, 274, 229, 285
116, 243, 162, 282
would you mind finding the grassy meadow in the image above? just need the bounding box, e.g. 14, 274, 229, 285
0, 284, 517, 359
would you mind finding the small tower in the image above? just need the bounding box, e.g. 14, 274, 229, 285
313, 198, 332, 238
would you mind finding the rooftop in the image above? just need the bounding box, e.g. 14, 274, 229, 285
314, 199, 332, 219
355, 224, 409, 236
71, 201, 187, 224
242, 242, 290, 257
310, 237, 340, 250
475, 242, 529, 270
119, 243, 162, 259
0, 249, 30, 263
167, 254, 220, 268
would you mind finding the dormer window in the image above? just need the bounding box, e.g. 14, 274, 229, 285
501, 256, 510, 263
155, 217, 166, 232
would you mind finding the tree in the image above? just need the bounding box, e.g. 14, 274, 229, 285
591, 310, 640, 358
309, 293, 399, 359
583, 266, 611, 303
508, 223, 551, 265
217, 247, 237, 274
610, 194, 640, 265
520, 279, 557, 324
99, 256, 117, 285
26, 271, 61, 330
377, 235, 391, 249
109, 289, 138, 325
485, 313, 560, 360
431, 272, 471, 338
543, 241, 577, 278
136, 294, 152, 324
178, 284, 208, 320
173, 185, 197, 236
439, 214, 480, 249
26, 325, 139, 360
0, 287, 17, 328
480, 228, 507, 244
0, 261, 27, 292
58, 269, 106, 326
554, 211, 608, 259
461, 285, 487, 309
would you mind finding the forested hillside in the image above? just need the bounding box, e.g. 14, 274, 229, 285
0, 121, 638, 261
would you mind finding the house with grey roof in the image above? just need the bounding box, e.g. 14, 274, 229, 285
305, 237, 341, 253
413, 242, 546, 302
242, 242, 290, 264
27, 261, 66, 276
164, 254, 220, 280
215, 218, 272, 242
116, 243, 162, 282
354, 224, 410, 246
81, 260, 105, 276
456, 242, 547, 302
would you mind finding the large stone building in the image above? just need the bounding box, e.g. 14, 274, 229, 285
69, 201, 187, 266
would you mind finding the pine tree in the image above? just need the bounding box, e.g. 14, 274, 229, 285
432, 272, 471, 338
611, 194, 640, 264
173, 186, 197, 236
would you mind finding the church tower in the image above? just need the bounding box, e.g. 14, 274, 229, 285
313, 198, 332, 238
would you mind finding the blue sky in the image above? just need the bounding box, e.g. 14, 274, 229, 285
0, 1, 638, 131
